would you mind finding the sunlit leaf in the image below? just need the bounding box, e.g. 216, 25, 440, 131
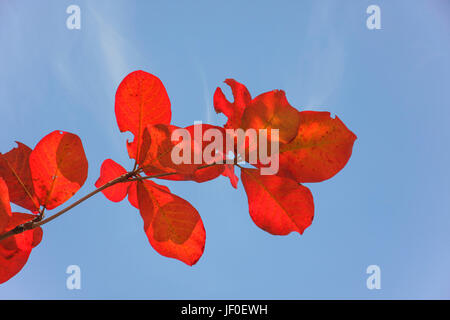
137, 180, 205, 266
277, 111, 357, 183
241, 90, 300, 144
29, 131, 88, 210
138, 124, 225, 183
0, 211, 42, 284
222, 164, 238, 189
214, 79, 251, 129
126, 181, 139, 209
241, 168, 314, 235
0, 179, 12, 237
115, 70, 171, 162
0, 142, 39, 212
95, 159, 130, 203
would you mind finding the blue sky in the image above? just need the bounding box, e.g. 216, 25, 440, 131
0, 0, 449, 299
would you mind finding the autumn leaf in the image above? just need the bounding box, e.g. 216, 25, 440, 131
0, 142, 40, 213
126, 181, 139, 209
137, 180, 205, 266
95, 159, 130, 203
178, 123, 225, 182
115, 70, 171, 162
136, 124, 186, 176
95, 159, 141, 209
214, 79, 251, 129
137, 124, 225, 183
241, 168, 314, 235
214, 80, 300, 165
222, 164, 238, 189
0, 179, 12, 235
277, 111, 357, 183
0, 212, 43, 284
29, 130, 88, 210
241, 90, 300, 144
0, 180, 42, 284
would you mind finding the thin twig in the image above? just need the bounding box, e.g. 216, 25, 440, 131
128, 163, 219, 182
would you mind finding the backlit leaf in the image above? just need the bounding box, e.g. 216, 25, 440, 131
213, 79, 251, 129
0, 142, 39, 212
95, 159, 130, 203
0, 179, 12, 236
137, 180, 205, 266
277, 111, 357, 183
241, 168, 314, 236
138, 124, 225, 183
29, 131, 88, 210
241, 90, 300, 144
127, 181, 139, 209
115, 70, 171, 162
222, 164, 238, 189
0, 212, 43, 284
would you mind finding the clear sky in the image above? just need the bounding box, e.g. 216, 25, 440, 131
0, 0, 449, 299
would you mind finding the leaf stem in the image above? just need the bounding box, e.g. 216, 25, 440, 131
128, 163, 218, 182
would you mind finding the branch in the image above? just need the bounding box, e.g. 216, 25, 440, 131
0, 171, 134, 242
0, 162, 221, 242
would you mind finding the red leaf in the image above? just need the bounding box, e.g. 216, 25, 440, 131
180, 124, 225, 182
136, 180, 205, 266
241, 168, 314, 236
127, 181, 139, 209
137, 124, 191, 177
0, 176, 43, 284
277, 111, 357, 183
115, 70, 171, 162
29, 131, 88, 210
0, 212, 43, 284
222, 164, 238, 189
138, 124, 225, 183
0, 179, 12, 236
95, 159, 130, 203
0, 142, 40, 212
241, 90, 300, 144
213, 79, 251, 129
